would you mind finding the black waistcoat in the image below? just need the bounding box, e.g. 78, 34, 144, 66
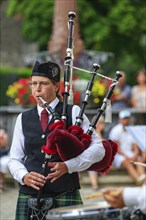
20, 102, 80, 195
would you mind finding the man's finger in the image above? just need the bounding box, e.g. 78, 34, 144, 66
48, 162, 56, 167
50, 177, 57, 183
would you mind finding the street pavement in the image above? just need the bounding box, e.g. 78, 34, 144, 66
0, 185, 18, 220
0, 183, 106, 220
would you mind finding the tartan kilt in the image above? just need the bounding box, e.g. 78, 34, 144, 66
15, 189, 83, 220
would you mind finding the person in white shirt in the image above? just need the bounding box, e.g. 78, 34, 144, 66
109, 110, 145, 185
8, 61, 105, 220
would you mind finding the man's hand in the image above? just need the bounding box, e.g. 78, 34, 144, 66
103, 187, 125, 208
46, 162, 68, 183
23, 172, 46, 190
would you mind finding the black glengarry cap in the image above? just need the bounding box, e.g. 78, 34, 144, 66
32, 61, 60, 82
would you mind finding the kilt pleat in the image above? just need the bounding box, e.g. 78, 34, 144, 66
15, 194, 30, 220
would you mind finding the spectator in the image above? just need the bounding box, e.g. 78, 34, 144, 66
131, 70, 146, 110
95, 115, 106, 140
138, 148, 146, 167
88, 116, 105, 191
109, 110, 145, 185
0, 128, 10, 192
111, 72, 131, 110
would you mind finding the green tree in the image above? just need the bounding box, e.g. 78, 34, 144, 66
5, 0, 146, 82
6, 0, 54, 50
78, 0, 146, 74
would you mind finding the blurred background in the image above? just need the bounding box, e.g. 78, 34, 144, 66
0, 1, 146, 219
0, 0, 145, 106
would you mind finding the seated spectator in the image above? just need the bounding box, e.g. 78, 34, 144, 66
131, 70, 146, 110
88, 116, 105, 191
138, 148, 146, 167
95, 115, 106, 140
0, 128, 10, 192
111, 72, 131, 110
109, 110, 145, 185
141, 150, 146, 163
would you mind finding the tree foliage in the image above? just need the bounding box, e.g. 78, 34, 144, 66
78, 0, 146, 73
5, 0, 146, 80
6, 0, 54, 50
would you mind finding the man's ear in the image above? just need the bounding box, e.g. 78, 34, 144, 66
55, 82, 60, 91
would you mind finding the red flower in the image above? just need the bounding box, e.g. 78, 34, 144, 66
6, 78, 36, 106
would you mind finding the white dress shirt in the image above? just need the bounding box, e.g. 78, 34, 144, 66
8, 98, 105, 185
123, 184, 146, 214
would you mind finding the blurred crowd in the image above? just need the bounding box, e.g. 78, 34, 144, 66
88, 110, 145, 190
111, 70, 146, 111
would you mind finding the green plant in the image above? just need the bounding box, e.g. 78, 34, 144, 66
0, 66, 31, 76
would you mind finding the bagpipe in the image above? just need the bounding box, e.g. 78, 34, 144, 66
28, 11, 122, 219
40, 70, 122, 175
39, 11, 122, 174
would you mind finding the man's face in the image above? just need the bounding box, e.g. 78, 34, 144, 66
119, 117, 131, 126
30, 76, 60, 106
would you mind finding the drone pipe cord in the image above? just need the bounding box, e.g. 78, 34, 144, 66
65, 62, 117, 83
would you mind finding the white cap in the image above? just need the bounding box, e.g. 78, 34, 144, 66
119, 110, 131, 119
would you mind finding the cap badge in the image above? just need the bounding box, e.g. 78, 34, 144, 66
52, 67, 58, 78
